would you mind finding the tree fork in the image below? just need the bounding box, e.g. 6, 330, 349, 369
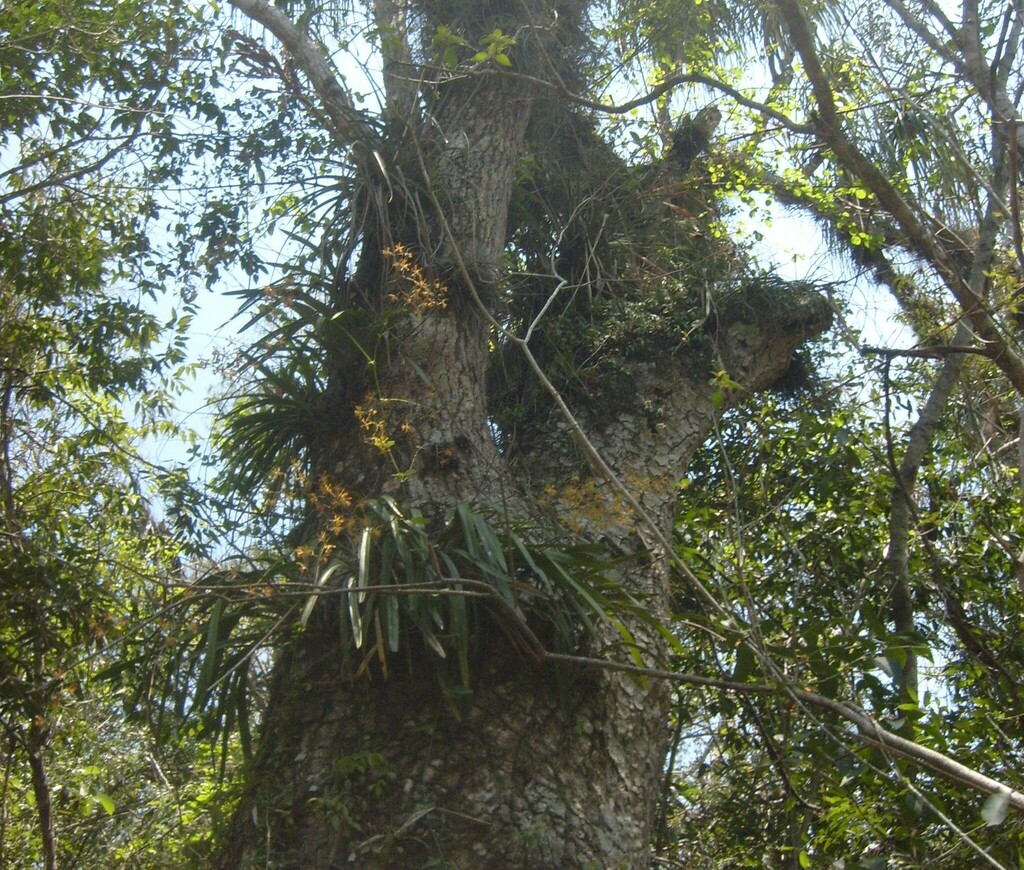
218, 1, 832, 866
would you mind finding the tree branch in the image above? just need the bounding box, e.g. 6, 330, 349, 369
862, 344, 991, 359
884, 0, 1024, 154
450, 65, 815, 133
883, 325, 969, 704
774, 0, 1024, 397
371, 0, 421, 132
540, 651, 1024, 813
0, 105, 150, 206
228, 0, 375, 148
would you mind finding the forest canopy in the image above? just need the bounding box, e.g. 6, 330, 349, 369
1, 0, 1023, 867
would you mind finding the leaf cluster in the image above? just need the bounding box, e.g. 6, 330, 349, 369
661, 350, 1024, 866
155, 496, 651, 754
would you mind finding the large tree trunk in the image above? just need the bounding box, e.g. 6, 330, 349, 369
217, 1, 832, 866
218, 298, 828, 869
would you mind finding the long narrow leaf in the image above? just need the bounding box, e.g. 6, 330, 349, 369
347, 573, 364, 648
385, 593, 400, 653
407, 608, 447, 659
300, 558, 343, 628
357, 526, 372, 602
194, 598, 224, 710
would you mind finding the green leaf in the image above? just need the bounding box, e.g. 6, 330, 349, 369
93, 792, 116, 816
358, 526, 372, 602
194, 598, 224, 708
347, 574, 364, 648
385, 593, 400, 653
872, 655, 894, 678
981, 791, 1010, 827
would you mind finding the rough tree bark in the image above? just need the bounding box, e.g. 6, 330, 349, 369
217, 1, 831, 866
